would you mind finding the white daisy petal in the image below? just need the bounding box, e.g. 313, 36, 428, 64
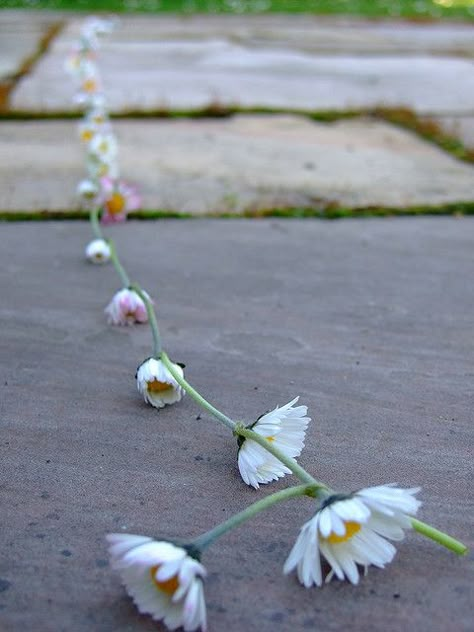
136, 357, 185, 410
107, 534, 206, 631
284, 484, 420, 588
85, 238, 111, 264
237, 397, 311, 488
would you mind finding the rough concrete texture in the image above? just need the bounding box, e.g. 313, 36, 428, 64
9, 14, 474, 115
1, 116, 473, 213
58, 14, 474, 56
0, 218, 472, 631
0, 11, 61, 81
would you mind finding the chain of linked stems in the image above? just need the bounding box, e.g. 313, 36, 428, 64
89, 209, 468, 557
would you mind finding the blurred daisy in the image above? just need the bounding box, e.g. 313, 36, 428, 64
79, 109, 111, 144
100, 177, 141, 224
85, 238, 111, 264
81, 17, 116, 49
86, 135, 119, 183
284, 484, 421, 587
105, 288, 149, 326
64, 47, 95, 77
136, 357, 185, 409
78, 120, 99, 144
86, 154, 119, 182
86, 105, 110, 128
107, 534, 207, 631
77, 178, 99, 205
89, 132, 117, 163
238, 397, 310, 489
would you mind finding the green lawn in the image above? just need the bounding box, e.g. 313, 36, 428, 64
1, 0, 474, 19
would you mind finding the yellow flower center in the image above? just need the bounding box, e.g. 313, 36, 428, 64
266, 436, 275, 442
323, 521, 361, 544
105, 192, 125, 215
150, 565, 179, 597
148, 379, 173, 393
83, 78, 97, 93
80, 129, 94, 142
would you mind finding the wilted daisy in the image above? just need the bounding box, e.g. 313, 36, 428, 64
107, 534, 207, 632
85, 238, 111, 264
136, 357, 185, 409
100, 177, 141, 224
105, 288, 149, 326
284, 484, 421, 587
238, 397, 310, 489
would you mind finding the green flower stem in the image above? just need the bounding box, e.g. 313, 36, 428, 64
193, 484, 321, 551
108, 239, 131, 288
160, 351, 236, 431
90, 208, 103, 240
162, 353, 325, 487
411, 518, 468, 555
131, 284, 162, 357
235, 425, 323, 487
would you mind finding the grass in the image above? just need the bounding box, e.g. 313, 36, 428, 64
1, 0, 474, 19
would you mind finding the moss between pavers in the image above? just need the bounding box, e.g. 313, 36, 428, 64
1, 201, 473, 222
1, 106, 472, 164
0, 21, 64, 111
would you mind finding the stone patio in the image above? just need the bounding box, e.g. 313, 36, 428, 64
0, 10, 473, 216
8, 14, 474, 116
1, 115, 473, 214
0, 8, 473, 632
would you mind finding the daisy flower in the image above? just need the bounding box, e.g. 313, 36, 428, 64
136, 357, 185, 409
77, 178, 99, 206
64, 47, 95, 77
85, 238, 111, 264
284, 484, 421, 587
86, 154, 119, 182
107, 534, 207, 632
88, 132, 118, 164
78, 112, 111, 145
238, 397, 310, 489
86, 105, 110, 128
105, 288, 149, 326
78, 120, 100, 144
81, 17, 116, 49
100, 177, 141, 224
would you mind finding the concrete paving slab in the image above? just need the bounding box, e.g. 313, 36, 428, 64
0, 116, 473, 214
0, 11, 61, 81
0, 218, 472, 631
9, 15, 474, 115
58, 15, 474, 56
